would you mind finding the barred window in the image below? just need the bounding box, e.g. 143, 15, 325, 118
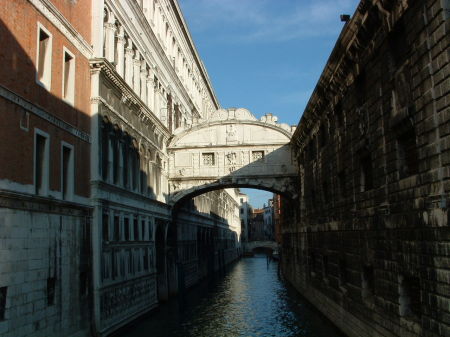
47, 277, 56, 306
252, 151, 264, 161
0, 287, 7, 320
202, 153, 215, 166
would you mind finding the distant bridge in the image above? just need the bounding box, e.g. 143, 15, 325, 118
243, 240, 278, 252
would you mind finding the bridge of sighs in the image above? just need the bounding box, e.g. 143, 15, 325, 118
167, 108, 298, 206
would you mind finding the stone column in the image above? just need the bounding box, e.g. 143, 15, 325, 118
146, 73, 153, 109
151, 67, 158, 115
115, 26, 125, 77
125, 38, 134, 87
133, 50, 141, 97
154, 89, 160, 121
104, 12, 116, 62
140, 63, 147, 103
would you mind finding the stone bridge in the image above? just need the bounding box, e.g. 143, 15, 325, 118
168, 108, 298, 206
243, 241, 278, 252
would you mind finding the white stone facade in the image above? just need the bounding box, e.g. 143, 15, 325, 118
0, 0, 93, 336
1, 1, 295, 336
0, 202, 91, 337
89, 1, 243, 335
168, 108, 298, 204
238, 192, 252, 242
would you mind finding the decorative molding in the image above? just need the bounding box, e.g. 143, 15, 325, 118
29, 0, 93, 59
106, 0, 217, 120
0, 189, 92, 215
91, 58, 170, 138
0, 84, 91, 142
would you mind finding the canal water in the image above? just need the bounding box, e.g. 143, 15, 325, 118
119, 255, 347, 337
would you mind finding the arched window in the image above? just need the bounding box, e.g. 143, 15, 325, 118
122, 134, 130, 188
101, 117, 110, 181
112, 126, 120, 184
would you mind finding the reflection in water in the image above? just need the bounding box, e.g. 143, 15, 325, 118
119, 255, 346, 337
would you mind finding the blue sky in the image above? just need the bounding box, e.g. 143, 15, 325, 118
178, 0, 360, 208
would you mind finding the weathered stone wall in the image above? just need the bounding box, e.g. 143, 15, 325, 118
176, 189, 242, 289
0, 195, 91, 337
0, 1, 93, 336
285, 0, 449, 337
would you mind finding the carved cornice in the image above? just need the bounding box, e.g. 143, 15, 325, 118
0, 84, 91, 142
93, 180, 171, 214
107, 0, 218, 119
96, 96, 167, 159
168, 0, 220, 109
0, 189, 92, 215
90, 58, 170, 138
291, 0, 410, 149
169, 119, 292, 148
29, 0, 93, 59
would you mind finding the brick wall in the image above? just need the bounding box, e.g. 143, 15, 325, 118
285, 0, 449, 336
0, 0, 91, 196
0, 1, 92, 336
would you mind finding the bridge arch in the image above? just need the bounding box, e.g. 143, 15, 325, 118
168, 108, 298, 207
244, 241, 278, 252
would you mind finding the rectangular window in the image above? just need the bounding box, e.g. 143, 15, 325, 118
360, 153, 373, 192
101, 120, 110, 181
399, 275, 421, 318
122, 142, 129, 187
141, 219, 146, 241
114, 215, 120, 241
133, 217, 139, 241
36, 24, 52, 90
202, 153, 215, 166
397, 129, 418, 178
61, 143, 74, 200
47, 277, 56, 305
362, 265, 375, 299
20, 110, 29, 131
102, 212, 109, 242
148, 221, 153, 241
132, 151, 139, 191
335, 102, 343, 128
143, 249, 149, 270
62, 48, 75, 104
113, 136, 119, 184
35, 130, 49, 196
388, 19, 408, 68
319, 123, 327, 148
0, 287, 7, 320
252, 151, 264, 161
124, 217, 130, 241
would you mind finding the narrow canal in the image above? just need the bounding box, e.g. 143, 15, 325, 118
120, 256, 347, 337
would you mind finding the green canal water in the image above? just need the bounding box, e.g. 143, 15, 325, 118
119, 255, 347, 337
